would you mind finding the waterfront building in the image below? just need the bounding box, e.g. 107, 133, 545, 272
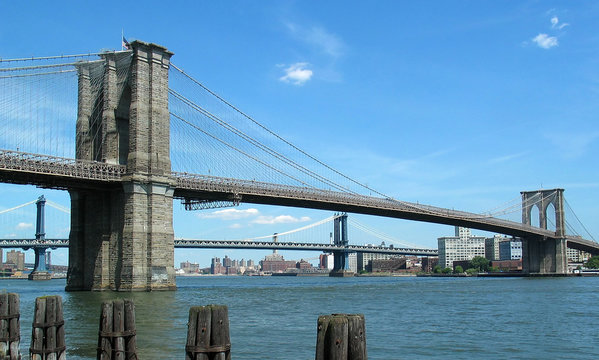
319, 253, 334, 270
438, 227, 485, 269
180, 261, 200, 274
485, 234, 510, 261
260, 252, 296, 273
296, 259, 312, 269
369, 257, 406, 272
5, 250, 25, 271
567, 248, 591, 263
223, 256, 232, 268
348, 252, 357, 273
357, 252, 396, 272
499, 240, 522, 260
211, 257, 225, 274
421, 256, 439, 273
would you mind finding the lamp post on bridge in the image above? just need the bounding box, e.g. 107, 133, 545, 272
28, 195, 52, 280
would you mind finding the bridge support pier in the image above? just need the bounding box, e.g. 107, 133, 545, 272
67, 41, 176, 291
29, 247, 51, 280
29, 195, 51, 280
521, 189, 568, 275
521, 237, 567, 275
330, 213, 355, 277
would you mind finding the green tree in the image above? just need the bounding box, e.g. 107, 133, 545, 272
469, 256, 490, 272
454, 265, 464, 274
466, 268, 478, 276
585, 256, 599, 269
433, 265, 442, 274
441, 267, 452, 274
488, 266, 500, 273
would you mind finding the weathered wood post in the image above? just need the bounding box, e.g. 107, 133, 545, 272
315, 314, 367, 360
97, 299, 137, 360
185, 305, 231, 360
0, 292, 20, 360
29, 295, 66, 360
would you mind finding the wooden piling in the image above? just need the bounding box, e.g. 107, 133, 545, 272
185, 305, 231, 360
30, 295, 65, 360
0, 292, 20, 360
315, 314, 367, 360
97, 299, 137, 360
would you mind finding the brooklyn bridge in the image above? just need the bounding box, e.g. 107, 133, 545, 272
1, 40, 597, 290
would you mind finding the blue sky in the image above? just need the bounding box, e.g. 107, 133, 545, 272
1, 1, 598, 267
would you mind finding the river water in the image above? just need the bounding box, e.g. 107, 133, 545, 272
2, 275, 598, 359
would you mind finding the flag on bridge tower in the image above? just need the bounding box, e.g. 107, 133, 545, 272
122, 36, 130, 50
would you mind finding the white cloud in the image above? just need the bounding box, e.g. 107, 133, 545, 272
16, 222, 33, 230
252, 215, 311, 225
197, 208, 259, 221
229, 223, 243, 229
279, 63, 313, 85
550, 16, 569, 30
532, 33, 558, 49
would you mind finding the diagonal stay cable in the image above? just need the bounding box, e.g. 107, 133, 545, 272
170, 63, 390, 198
170, 112, 315, 189
169, 88, 358, 194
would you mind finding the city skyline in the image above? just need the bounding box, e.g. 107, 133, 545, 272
1, 1, 598, 266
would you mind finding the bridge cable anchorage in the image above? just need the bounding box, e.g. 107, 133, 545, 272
168, 89, 360, 195
169, 63, 396, 199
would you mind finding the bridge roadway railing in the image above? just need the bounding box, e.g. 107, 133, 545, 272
173, 172, 557, 238
0, 150, 125, 183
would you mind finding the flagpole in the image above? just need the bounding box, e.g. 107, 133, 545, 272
121, 29, 124, 50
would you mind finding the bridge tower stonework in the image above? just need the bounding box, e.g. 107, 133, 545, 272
520, 189, 567, 275
68, 41, 176, 291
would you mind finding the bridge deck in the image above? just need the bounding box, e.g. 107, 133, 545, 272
1, 150, 597, 253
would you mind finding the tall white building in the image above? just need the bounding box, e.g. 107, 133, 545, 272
438, 227, 485, 269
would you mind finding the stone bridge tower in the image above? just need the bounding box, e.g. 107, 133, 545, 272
520, 189, 567, 274
68, 41, 175, 291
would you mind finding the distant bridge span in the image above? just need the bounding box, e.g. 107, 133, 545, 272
0, 238, 438, 256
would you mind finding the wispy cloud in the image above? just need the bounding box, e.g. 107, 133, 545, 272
551, 16, 569, 30
530, 13, 569, 50
488, 152, 528, 164
545, 131, 599, 158
285, 22, 345, 58
16, 222, 33, 230
197, 208, 259, 221
532, 33, 558, 49
252, 215, 311, 225
279, 63, 313, 85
